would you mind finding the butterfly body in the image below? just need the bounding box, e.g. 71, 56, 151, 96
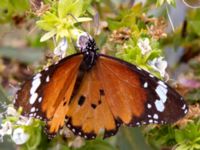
14, 33, 188, 140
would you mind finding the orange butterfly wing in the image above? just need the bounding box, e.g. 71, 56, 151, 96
14, 54, 83, 137
66, 54, 188, 139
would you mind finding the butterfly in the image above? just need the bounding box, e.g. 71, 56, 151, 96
14, 33, 188, 140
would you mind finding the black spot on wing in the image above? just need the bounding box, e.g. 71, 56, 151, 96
91, 104, 97, 109
99, 89, 105, 96
78, 95, 86, 106
98, 100, 102, 105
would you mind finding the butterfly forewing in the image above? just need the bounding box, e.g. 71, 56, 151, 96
99, 54, 188, 126
14, 53, 83, 136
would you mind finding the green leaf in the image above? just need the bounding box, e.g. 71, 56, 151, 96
0, 85, 9, 107
188, 20, 200, 36
58, 0, 84, 18
78, 139, 115, 150
76, 17, 92, 22
58, 0, 74, 18
40, 30, 56, 42
117, 127, 152, 150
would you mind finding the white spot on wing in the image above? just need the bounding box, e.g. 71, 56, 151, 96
30, 77, 41, 95
144, 82, 148, 88
155, 100, 165, 112
182, 104, 186, 110
148, 115, 151, 118
158, 81, 167, 88
38, 97, 42, 103
149, 119, 153, 123
147, 103, 152, 109
30, 107, 35, 112
136, 122, 140, 125
29, 73, 42, 105
149, 74, 154, 78
137, 67, 141, 70
155, 85, 167, 103
33, 73, 42, 80
46, 76, 50, 82
184, 109, 188, 114
153, 114, 159, 119
29, 93, 38, 105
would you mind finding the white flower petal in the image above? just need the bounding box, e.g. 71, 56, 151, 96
54, 38, 68, 58
137, 38, 152, 55
12, 128, 30, 145
6, 106, 18, 116
0, 121, 13, 135
148, 57, 168, 77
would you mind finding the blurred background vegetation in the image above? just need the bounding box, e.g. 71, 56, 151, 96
0, 0, 200, 150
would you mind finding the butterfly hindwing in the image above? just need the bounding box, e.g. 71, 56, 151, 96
66, 62, 118, 139
14, 53, 83, 136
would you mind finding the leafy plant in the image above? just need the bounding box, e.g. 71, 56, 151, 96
175, 119, 200, 150
36, 0, 92, 42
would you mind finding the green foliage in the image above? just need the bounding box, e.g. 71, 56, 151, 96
107, 4, 143, 30
117, 127, 152, 150
0, 0, 29, 23
147, 120, 200, 150
145, 125, 177, 149
156, 0, 176, 6
22, 120, 45, 150
37, 0, 92, 42
0, 84, 9, 106
78, 139, 116, 150
175, 119, 200, 150
115, 37, 162, 78
187, 9, 200, 36
107, 4, 163, 78
186, 89, 200, 103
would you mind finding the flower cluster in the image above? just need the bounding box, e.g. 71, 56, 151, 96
137, 38, 168, 78
116, 35, 168, 79
0, 105, 44, 149
0, 106, 31, 144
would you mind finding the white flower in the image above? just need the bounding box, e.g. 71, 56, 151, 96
17, 117, 33, 126
0, 121, 13, 142
68, 137, 85, 148
6, 106, 18, 117
54, 38, 68, 58
12, 128, 30, 145
148, 57, 167, 77
137, 38, 152, 55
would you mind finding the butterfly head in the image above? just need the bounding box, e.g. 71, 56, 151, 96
76, 32, 98, 53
